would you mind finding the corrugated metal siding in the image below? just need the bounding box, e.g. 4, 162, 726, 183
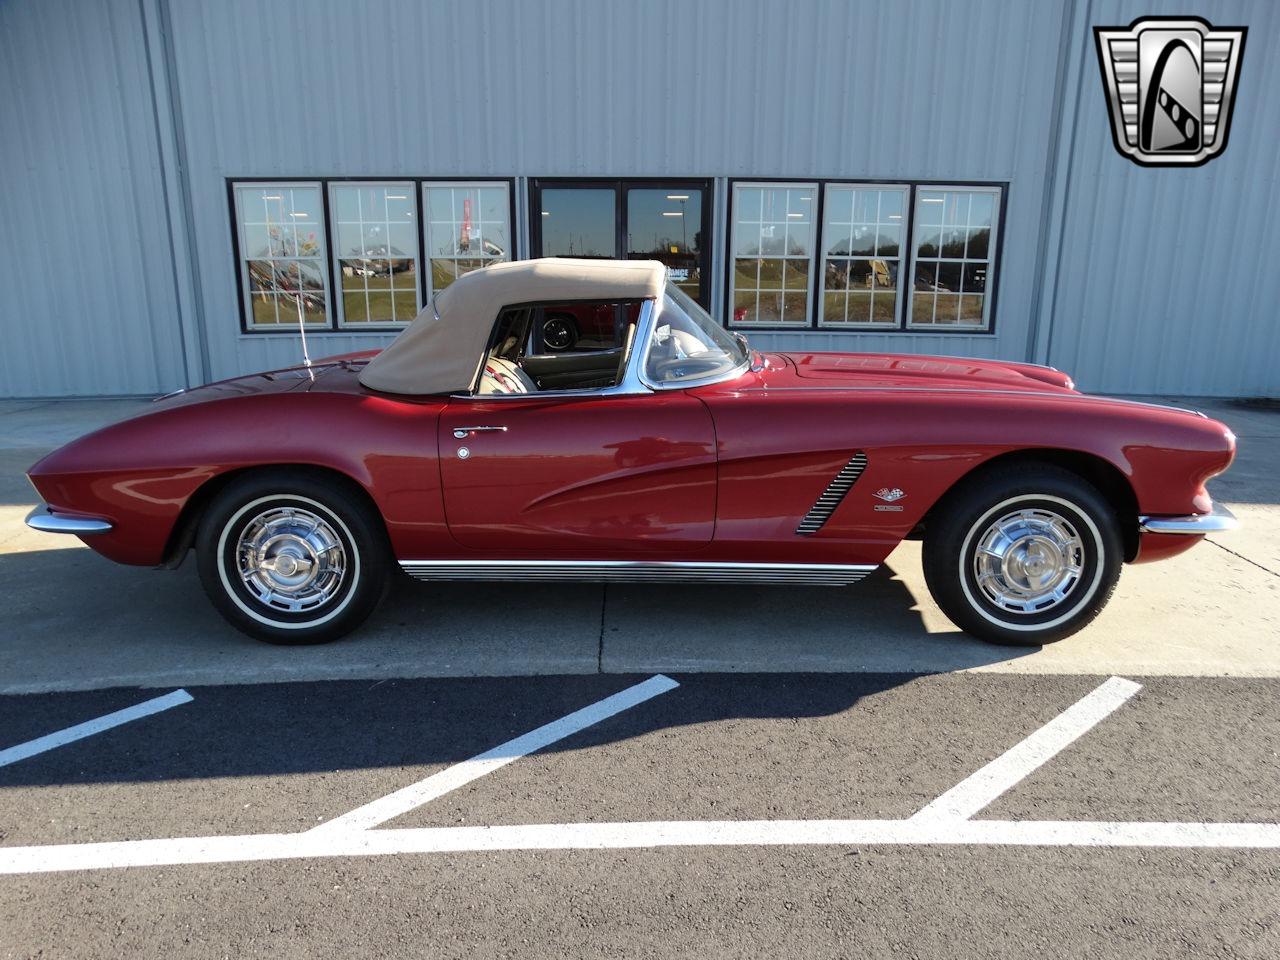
1045, 0, 1280, 395
3, 0, 1276, 396
162, 0, 1066, 378
0, 0, 188, 397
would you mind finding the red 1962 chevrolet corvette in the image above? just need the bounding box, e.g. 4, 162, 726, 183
25, 258, 1238, 647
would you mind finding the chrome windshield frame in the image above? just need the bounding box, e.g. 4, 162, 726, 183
635, 282, 751, 392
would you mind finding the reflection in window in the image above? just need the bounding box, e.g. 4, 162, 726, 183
819, 185, 907, 327
424, 182, 511, 297
908, 187, 999, 328
539, 188, 617, 258
331, 183, 419, 326
234, 183, 329, 328
729, 183, 816, 326
626, 188, 704, 304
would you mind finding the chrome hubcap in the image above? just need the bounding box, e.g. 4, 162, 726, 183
972, 508, 1085, 614
236, 506, 347, 613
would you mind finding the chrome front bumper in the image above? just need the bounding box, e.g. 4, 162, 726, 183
1139, 502, 1239, 535
25, 503, 113, 535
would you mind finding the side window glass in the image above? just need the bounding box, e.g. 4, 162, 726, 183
477, 301, 644, 396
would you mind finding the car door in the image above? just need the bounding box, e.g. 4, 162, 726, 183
438, 392, 716, 552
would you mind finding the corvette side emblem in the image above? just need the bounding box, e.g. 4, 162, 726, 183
1094, 16, 1246, 167
874, 488, 905, 503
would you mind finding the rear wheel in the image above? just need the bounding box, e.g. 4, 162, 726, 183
922, 465, 1122, 646
195, 472, 389, 645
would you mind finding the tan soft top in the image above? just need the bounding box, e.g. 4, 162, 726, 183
358, 258, 666, 395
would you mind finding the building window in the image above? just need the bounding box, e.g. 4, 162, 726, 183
729, 183, 816, 326
727, 180, 1002, 333
908, 186, 999, 329
819, 184, 907, 328
330, 182, 419, 327
233, 183, 330, 329
424, 182, 511, 298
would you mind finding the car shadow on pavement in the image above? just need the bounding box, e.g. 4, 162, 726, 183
0, 546, 1032, 694
0, 670, 1033, 792
0, 544, 1040, 792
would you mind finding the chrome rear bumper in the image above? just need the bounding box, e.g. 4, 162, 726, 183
25, 503, 113, 535
1139, 502, 1238, 535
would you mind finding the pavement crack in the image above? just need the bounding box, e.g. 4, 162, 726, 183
597, 583, 607, 672
1206, 537, 1280, 578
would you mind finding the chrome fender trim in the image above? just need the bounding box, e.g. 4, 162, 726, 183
796, 452, 868, 536
25, 504, 113, 535
1139, 502, 1239, 535
400, 559, 878, 586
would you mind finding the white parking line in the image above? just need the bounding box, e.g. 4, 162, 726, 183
910, 676, 1142, 822
0, 689, 193, 768
310, 674, 680, 834
2, 674, 1275, 876
2, 818, 1277, 875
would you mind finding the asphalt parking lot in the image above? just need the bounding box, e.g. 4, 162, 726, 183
1, 396, 1278, 958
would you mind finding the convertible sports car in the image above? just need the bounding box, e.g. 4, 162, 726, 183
25, 258, 1238, 646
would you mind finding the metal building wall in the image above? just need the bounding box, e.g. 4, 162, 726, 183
1039, 0, 1280, 396
3, 0, 1275, 398
161, 0, 1071, 382
0, 0, 191, 398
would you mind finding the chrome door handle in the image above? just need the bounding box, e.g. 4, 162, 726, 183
453, 425, 508, 439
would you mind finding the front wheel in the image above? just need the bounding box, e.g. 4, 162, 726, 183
195, 472, 390, 645
922, 465, 1122, 646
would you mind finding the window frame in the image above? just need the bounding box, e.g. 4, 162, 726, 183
422, 180, 516, 308
227, 176, 518, 335
231, 180, 334, 332
724, 178, 1008, 335
905, 183, 1003, 332
726, 180, 819, 330
328, 179, 422, 330
816, 181, 910, 331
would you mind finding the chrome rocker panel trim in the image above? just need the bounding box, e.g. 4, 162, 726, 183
400, 559, 878, 586
1139, 502, 1238, 535
25, 504, 113, 535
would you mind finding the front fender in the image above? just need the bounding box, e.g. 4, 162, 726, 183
26, 391, 446, 565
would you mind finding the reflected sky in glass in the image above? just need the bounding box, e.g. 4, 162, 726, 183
627, 189, 702, 255
540, 189, 616, 257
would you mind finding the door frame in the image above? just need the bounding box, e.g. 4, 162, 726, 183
528, 177, 714, 307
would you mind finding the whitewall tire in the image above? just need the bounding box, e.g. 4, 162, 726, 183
195, 471, 390, 645
922, 465, 1122, 646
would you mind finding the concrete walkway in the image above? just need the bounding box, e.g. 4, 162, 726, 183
1, 394, 1276, 692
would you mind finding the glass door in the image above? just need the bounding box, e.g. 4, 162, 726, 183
536, 187, 617, 258
625, 187, 704, 303
531, 179, 711, 306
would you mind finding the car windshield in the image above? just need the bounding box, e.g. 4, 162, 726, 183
644, 283, 748, 385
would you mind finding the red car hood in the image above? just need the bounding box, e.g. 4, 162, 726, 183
781, 352, 1077, 393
